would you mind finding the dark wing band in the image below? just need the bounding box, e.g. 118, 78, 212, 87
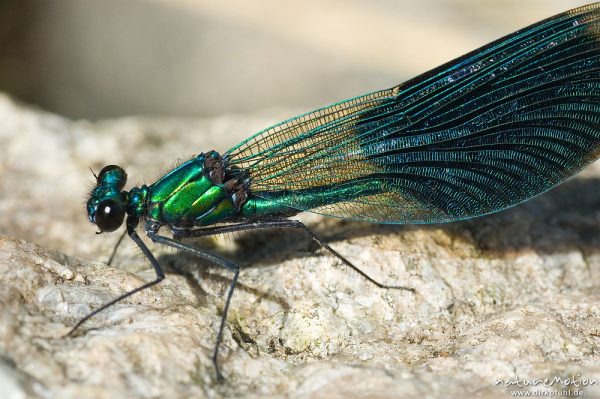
226, 4, 600, 224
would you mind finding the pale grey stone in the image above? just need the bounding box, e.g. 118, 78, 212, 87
0, 94, 599, 398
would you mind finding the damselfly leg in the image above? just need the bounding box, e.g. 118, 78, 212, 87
173, 218, 415, 292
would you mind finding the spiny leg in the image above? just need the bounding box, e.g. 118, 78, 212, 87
67, 217, 165, 336
146, 230, 239, 383
174, 219, 414, 292
107, 228, 127, 266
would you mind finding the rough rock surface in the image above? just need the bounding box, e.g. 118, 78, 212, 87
0, 93, 599, 398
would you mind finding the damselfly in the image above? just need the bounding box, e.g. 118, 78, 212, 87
74, 3, 600, 381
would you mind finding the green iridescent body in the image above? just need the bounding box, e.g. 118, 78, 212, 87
87, 153, 379, 229
144, 159, 384, 227
92, 153, 300, 229
146, 157, 237, 226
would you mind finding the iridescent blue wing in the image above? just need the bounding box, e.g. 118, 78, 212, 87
226, 4, 600, 224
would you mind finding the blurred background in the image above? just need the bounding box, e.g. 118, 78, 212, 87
0, 0, 592, 120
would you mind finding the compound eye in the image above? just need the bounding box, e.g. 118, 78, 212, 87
97, 165, 127, 190
95, 199, 125, 232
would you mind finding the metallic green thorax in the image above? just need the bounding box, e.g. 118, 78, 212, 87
140, 152, 247, 226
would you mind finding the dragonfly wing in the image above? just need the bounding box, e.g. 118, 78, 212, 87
226, 4, 600, 224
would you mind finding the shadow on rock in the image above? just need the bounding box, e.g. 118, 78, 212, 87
158, 251, 291, 313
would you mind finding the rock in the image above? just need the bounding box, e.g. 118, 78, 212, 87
0, 93, 599, 398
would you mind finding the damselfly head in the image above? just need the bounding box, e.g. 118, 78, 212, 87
87, 165, 128, 232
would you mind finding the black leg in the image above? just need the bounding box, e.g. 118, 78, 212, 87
67, 217, 165, 336
107, 229, 127, 266
174, 219, 414, 292
146, 230, 239, 383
